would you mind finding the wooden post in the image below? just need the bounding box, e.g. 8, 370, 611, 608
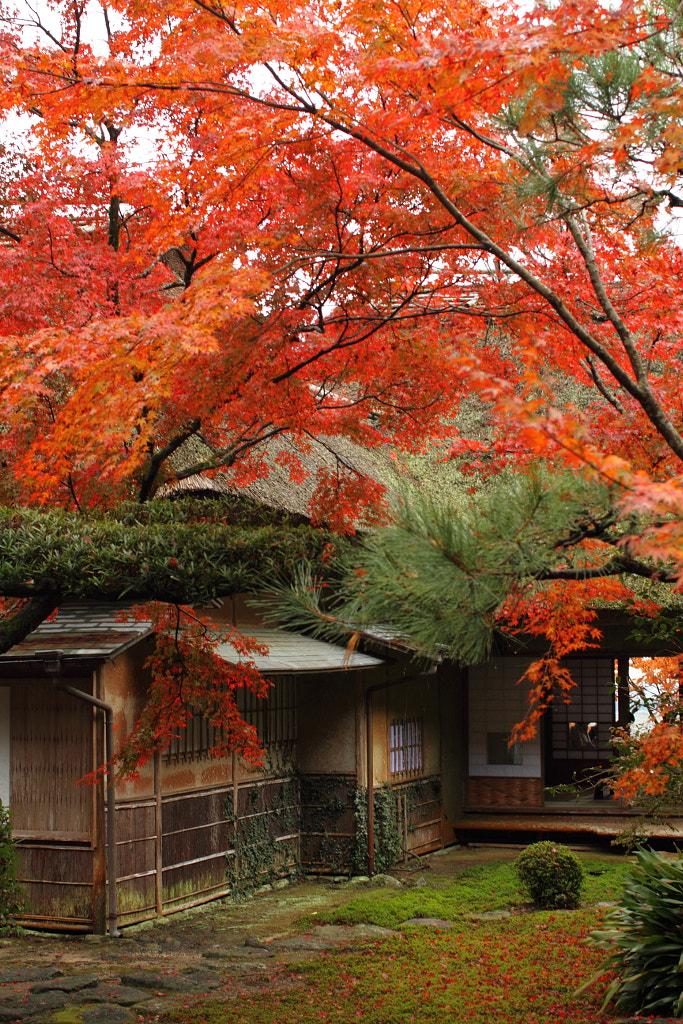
154, 750, 163, 916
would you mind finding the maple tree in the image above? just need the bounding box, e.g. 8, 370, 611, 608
4, 0, 683, 778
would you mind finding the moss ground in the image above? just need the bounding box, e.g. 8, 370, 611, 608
305, 851, 631, 929
165, 848, 630, 1024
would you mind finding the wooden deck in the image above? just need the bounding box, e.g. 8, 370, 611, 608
454, 810, 683, 847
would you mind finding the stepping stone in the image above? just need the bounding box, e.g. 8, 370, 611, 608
272, 924, 396, 953
203, 948, 273, 961
271, 935, 332, 952
401, 918, 456, 929
78, 985, 152, 1007
0, 990, 69, 1021
31, 975, 100, 994
328, 925, 397, 940
222, 962, 272, 975
81, 1008, 136, 1024
119, 971, 219, 993
0, 969, 62, 986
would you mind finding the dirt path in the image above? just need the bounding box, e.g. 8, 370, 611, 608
0, 846, 521, 1024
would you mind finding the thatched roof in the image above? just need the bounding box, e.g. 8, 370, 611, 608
157, 432, 398, 522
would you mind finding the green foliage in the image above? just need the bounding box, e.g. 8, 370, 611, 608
225, 779, 299, 897
0, 802, 24, 934
0, 501, 342, 604
299, 774, 357, 875
515, 842, 584, 909
585, 848, 683, 1017
302, 776, 439, 876
351, 784, 402, 875
109, 495, 313, 530
274, 467, 637, 665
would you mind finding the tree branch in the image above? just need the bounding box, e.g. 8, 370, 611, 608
0, 596, 61, 655
138, 418, 202, 502
540, 555, 677, 583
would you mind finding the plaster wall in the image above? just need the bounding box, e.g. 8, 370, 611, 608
102, 643, 156, 800
297, 672, 359, 774
372, 672, 441, 785
468, 658, 542, 778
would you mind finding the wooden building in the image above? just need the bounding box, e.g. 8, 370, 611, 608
0, 600, 462, 933
4, 595, 675, 934
455, 614, 683, 845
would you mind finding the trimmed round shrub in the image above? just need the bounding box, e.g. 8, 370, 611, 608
585, 848, 683, 1017
515, 840, 583, 909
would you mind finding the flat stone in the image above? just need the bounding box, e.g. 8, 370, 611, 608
203, 947, 273, 961
78, 985, 151, 1007
181, 970, 222, 989
0, 991, 69, 1021
269, 935, 328, 952
368, 874, 402, 888
31, 976, 100, 994
131, 998, 171, 1015
222, 962, 272, 975
272, 923, 396, 953
0, 1006, 28, 1023
119, 970, 220, 993
401, 918, 456, 929
316, 924, 397, 941
1, 1018, 56, 1024
0, 969, 63, 986
245, 936, 273, 950
469, 911, 512, 921
80, 1007, 137, 1024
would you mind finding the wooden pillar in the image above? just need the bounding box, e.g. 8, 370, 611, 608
154, 750, 163, 916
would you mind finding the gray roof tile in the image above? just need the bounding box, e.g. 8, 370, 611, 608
217, 629, 383, 672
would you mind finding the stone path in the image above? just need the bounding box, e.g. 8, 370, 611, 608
0, 922, 399, 1023
0, 847, 528, 1024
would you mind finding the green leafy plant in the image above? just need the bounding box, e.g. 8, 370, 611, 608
0, 802, 24, 933
225, 777, 299, 897
515, 841, 584, 910
583, 848, 683, 1017
351, 784, 402, 875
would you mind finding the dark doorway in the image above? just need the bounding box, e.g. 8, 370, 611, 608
544, 657, 617, 797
